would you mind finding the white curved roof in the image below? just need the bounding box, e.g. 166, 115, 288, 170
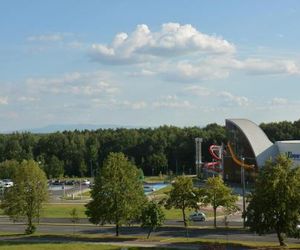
226, 119, 278, 167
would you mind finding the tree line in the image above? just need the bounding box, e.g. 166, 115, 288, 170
0, 119, 300, 178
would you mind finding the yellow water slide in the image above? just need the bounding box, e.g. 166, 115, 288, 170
227, 142, 255, 170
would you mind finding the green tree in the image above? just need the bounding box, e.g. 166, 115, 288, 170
165, 176, 201, 235
202, 176, 238, 228
85, 152, 146, 236
45, 155, 64, 179
0, 160, 19, 179
147, 152, 168, 175
141, 201, 165, 239
1, 160, 48, 234
245, 155, 300, 246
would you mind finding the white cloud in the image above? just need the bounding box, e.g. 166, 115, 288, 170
26, 71, 118, 96
153, 95, 194, 109
271, 97, 288, 106
160, 60, 230, 82
18, 96, 39, 102
0, 96, 8, 105
241, 59, 300, 75
184, 86, 212, 96
27, 33, 65, 42
92, 98, 147, 110
129, 69, 156, 77
90, 23, 235, 64
219, 91, 249, 107
156, 56, 300, 82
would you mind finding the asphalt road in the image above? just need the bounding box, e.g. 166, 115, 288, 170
1, 216, 300, 245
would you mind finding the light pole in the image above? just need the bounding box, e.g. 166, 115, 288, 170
241, 157, 246, 228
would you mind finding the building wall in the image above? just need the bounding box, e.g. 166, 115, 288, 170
276, 141, 300, 166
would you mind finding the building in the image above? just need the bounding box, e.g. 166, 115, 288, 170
224, 118, 300, 182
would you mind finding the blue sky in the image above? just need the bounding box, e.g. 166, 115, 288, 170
1, 1, 300, 131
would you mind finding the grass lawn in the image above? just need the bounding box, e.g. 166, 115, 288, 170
0, 243, 120, 250
144, 175, 167, 183
1, 202, 221, 221
0, 233, 299, 249
41, 204, 87, 218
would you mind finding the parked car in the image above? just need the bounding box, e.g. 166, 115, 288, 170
189, 211, 206, 221
65, 180, 75, 185
82, 179, 91, 185
143, 185, 156, 192
2, 179, 13, 188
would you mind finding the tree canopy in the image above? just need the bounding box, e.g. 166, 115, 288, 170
0, 119, 299, 177
202, 176, 238, 228
141, 200, 165, 239
165, 176, 202, 235
245, 155, 300, 246
1, 160, 48, 234
85, 152, 146, 236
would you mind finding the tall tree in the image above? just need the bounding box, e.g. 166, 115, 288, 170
45, 155, 64, 179
85, 152, 146, 236
141, 201, 165, 239
202, 176, 238, 228
0, 160, 19, 179
1, 160, 48, 234
165, 176, 202, 235
245, 155, 300, 246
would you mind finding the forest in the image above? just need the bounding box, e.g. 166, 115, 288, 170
0, 119, 299, 178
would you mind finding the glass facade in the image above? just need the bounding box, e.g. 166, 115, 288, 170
224, 121, 258, 183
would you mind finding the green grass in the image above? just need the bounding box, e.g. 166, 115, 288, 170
41, 204, 87, 218
151, 185, 172, 196
0, 243, 120, 250
144, 175, 167, 183
162, 207, 222, 220
1, 203, 221, 221
0, 233, 299, 249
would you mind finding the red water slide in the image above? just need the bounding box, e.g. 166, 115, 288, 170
203, 144, 223, 173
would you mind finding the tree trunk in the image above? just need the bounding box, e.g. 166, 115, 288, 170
182, 208, 188, 237
182, 208, 187, 228
116, 223, 119, 236
213, 207, 217, 228
147, 227, 152, 239
276, 230, 286, 246
26, 215, 35, 234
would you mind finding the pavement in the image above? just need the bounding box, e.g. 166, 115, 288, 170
1, 215, 300, 246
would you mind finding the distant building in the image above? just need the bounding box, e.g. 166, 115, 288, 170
224, 119, 300, 182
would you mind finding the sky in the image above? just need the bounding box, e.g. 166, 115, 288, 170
1, 0, 300, 131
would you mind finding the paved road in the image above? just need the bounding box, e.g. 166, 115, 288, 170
1, 216, 300, 245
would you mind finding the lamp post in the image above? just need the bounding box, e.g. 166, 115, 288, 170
241, 157, 246, 228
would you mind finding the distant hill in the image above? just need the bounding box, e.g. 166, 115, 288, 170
5, 124, 141, 134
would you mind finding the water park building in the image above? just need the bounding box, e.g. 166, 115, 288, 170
202, 119, 300, 182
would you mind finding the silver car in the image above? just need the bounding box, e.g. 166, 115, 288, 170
189, 211, 206, 221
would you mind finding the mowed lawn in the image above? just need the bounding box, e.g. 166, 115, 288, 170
0, 243, 121, 250
0, 202, 220, 220
0, 185, 222, 220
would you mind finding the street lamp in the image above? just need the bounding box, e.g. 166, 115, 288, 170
241, 157, 246, 228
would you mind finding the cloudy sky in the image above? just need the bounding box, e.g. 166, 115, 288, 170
1, 1, 300, 131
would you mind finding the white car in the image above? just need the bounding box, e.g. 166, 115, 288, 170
82, 179, 91, 185
2, 179, 13, 188
189, 211, 206, 221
